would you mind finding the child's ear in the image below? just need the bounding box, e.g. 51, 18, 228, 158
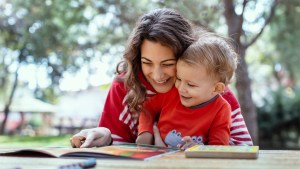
213, 82, 225, 94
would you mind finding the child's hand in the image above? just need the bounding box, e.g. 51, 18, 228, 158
136, 132, 153, 145
153, 124, 167, 147
177, 136, 201, 150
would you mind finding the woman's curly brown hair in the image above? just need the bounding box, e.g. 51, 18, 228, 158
116, 8, 195, 115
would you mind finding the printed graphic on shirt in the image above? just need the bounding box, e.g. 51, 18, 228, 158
164, 129, 203, 147
191, 136, 203, 144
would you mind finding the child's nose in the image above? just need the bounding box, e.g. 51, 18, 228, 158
177, 83, 186, 93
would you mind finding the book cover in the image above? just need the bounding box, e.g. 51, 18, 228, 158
185, 145, 259, 159
0, 143, 179, 161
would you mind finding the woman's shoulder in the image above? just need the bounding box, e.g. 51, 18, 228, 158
221, 87, 240, 109
108, 73, 126, 93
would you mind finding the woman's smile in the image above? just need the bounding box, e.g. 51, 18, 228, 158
141, 40, 177, 93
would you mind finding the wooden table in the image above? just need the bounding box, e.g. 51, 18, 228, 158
0, 150, 299, 169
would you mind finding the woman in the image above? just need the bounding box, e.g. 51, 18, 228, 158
70, 8, 253, 148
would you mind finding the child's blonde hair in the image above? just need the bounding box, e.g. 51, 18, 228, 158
179, 32, 238, 85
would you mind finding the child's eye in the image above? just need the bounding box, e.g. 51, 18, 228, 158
188, 83, 195, 87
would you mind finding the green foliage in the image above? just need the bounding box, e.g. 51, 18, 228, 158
257, 86, 300, 149
157, 0, 224, 30
0, 0, 158, 95
0, 0, 91, 103
0, 135, 72, 148
99, 83, 111, 90
270, 0, 300, 83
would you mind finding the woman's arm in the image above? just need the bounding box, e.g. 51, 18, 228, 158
70, 75, 137, 148
221, 87, 254, 146
98, 76, 138, 144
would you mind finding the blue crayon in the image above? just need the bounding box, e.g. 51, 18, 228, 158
58, 158, 96, 169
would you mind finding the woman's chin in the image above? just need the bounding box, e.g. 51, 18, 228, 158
153, 84, 173, 93
149, 78, 175, 93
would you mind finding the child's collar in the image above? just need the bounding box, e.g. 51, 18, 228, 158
189, 94, 220, 109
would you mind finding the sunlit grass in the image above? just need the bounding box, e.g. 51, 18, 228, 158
0, 135, 72, 148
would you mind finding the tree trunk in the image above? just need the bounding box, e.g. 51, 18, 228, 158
235, 46, 258, 144
0, 64, 19, 134
223, 0, 279, 144
223, 0, 258, 144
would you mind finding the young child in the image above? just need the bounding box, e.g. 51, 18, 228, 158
137, 32, 238, 149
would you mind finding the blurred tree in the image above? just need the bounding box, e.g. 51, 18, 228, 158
0, 0, 90, 133
270, 0, 300, 88
222, 0, 279, 144
0, 0, 157, 134
256, 0, 300, 149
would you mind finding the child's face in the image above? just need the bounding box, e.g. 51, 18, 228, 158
141, 40, 177, 93
175, 60, 218, 107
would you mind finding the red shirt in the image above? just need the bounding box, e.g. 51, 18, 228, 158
98, 72, 253, 145
138, 87, 231, 146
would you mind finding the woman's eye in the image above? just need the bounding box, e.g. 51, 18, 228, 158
142, 62, 152, 65
162, 63, 175, 67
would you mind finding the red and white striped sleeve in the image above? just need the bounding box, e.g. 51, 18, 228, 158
229, 107, 253, 146
98, 72, 157, 145
98, 75, 137, 144
221, 87, 253, 146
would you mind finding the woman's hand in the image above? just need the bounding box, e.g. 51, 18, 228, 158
70, 127, 112, 148
153, 125, 166, 147
177, 136, 201, 150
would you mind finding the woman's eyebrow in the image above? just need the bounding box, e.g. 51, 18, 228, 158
141, 57, 176, 62
141, 57, 151, 61
161, 59, 176, 62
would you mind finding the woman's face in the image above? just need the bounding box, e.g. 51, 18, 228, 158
141, 40, 177, 93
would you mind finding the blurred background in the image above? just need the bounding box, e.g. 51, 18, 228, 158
0, 0, 299, 149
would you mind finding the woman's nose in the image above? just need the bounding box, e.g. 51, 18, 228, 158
152, 67, 164, 80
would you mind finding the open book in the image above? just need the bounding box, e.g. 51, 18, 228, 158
0, 144, 179, 161
185, 145, 259, 159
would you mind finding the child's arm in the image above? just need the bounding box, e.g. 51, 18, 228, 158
136, 124, 167, 146
136, 111, 155, 145
137, 95, 163, 145
153, 124, 167, 147
136, 132, 154, 144
208, 103, 231, 145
